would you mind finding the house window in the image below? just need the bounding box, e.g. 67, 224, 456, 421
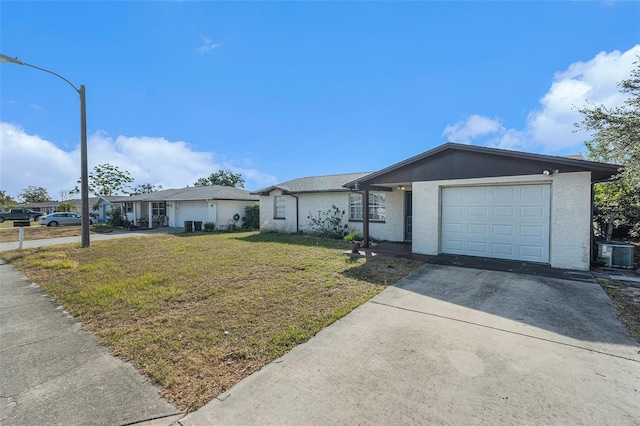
124, 202, 133, 213
349, 192, 386, 222
274, 196, 285, 219
349, 193, 363, 220
152, 202, 165, 216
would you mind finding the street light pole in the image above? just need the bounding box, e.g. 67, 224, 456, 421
1, 53, 90, 247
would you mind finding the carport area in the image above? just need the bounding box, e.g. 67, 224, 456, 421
181, 264, 640, 425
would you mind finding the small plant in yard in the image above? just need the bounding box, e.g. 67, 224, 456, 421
344, 231, 362, 254
343, 231, 360, 242
307, 205, 349, 239
203, 222, 215, 232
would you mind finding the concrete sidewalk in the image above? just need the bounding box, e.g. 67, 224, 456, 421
0, 261, 182, 425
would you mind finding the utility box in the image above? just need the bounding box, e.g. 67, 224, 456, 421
597, 241, 635, 269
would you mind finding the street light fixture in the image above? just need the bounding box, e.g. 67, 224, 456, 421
1, 53, 90, 248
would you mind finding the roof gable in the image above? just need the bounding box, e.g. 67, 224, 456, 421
253, 172, 372, 195
344, 143, 620, 188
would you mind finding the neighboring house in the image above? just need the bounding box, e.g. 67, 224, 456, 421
14, 201, 61, 214
255, 143, 620, 271
87, 196, 130, 223
252, 172, 374, 236
14, 197, 125, 220
122, 186, 259, 230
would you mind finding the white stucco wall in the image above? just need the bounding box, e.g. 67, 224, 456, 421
412, 172, 592, 271
216, 200, 257, 229
259, 189, 407, 241
548, 172, 592, 270
259, 191, 296, 233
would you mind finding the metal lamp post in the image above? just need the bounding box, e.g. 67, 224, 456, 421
1, 53, 90, 247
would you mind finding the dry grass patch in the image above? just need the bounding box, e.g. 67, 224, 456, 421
2, 232, 422, 412
0, 223, 91, 243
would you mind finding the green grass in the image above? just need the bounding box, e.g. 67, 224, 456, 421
1, 231, 422, 412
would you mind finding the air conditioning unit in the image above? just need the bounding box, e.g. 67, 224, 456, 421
597, 241, 635, 269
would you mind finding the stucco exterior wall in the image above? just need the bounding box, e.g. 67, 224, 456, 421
548, 172, 592, 270
298, 192, 351, 233
215, 200, 257, 229
259, 190, 296, 233
259, 189, 406, 241
412, 172, 592, 271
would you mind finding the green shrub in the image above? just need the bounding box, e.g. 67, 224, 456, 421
242, 204, 260, 229
307, 205, 349, 239
106, 206, 129, 228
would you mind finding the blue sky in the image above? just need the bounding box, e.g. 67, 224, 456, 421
1, 1, 639, 199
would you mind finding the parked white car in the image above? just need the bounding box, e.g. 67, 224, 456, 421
37, 212, 93, 227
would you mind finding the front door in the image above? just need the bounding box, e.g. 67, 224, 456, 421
404, 191, 412, 241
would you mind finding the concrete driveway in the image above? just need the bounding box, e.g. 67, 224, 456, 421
180, 264, 640, 425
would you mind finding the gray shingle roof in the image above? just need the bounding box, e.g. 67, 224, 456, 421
252, 172, 372, 195
125, 186, 259, 202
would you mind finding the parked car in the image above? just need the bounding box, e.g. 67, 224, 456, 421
37, 212, 93, 227
0, 209, 44, 222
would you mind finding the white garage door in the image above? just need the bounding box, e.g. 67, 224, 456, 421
441, 184, 550, 263
175, 201, 211, 226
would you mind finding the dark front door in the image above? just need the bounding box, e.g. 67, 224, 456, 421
404, 191, 412, 241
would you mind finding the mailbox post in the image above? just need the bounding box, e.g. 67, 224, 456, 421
13, 220, 31, 249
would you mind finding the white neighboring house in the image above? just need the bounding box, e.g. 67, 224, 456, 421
255, 143, 620, 271
121, 186, 259, 230
251, 172, 386, 236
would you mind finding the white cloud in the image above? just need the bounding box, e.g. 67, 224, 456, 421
196, 36, 222, 55
0, 122, 277, 199
442, 114, 504, 144
443, 44, 640, 154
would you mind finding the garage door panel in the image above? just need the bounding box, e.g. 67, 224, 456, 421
521, 206, 545, 218
468, 224, 487, 235
520, 225, 544, 238
468, 206, 488, 217
493, 224, 514, 236
441, 184, 550, 263
492, 244, 515, 256
521, 245, 544, 259
493, 206, 514, 217
468, 241, 488, 253
522, 185, 546, 198
468, 187, 489, 201
493, 186, 514, 198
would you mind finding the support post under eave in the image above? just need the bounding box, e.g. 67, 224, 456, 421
363, 189, 370, 248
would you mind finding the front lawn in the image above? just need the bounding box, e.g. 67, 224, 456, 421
1, 232, 422, 412
0, 222, 89, 242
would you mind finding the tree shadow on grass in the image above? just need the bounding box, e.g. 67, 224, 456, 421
232, 232, 345, 250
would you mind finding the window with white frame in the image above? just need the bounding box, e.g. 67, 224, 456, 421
274, 196, 285, 219
152, 202, 165, 216
124, 202, 133, 213
349, 192, 386, 221
349, 193, 363, 220
369, 192, 386, 221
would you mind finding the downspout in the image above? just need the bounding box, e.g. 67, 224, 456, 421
283, 191, 299, 233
